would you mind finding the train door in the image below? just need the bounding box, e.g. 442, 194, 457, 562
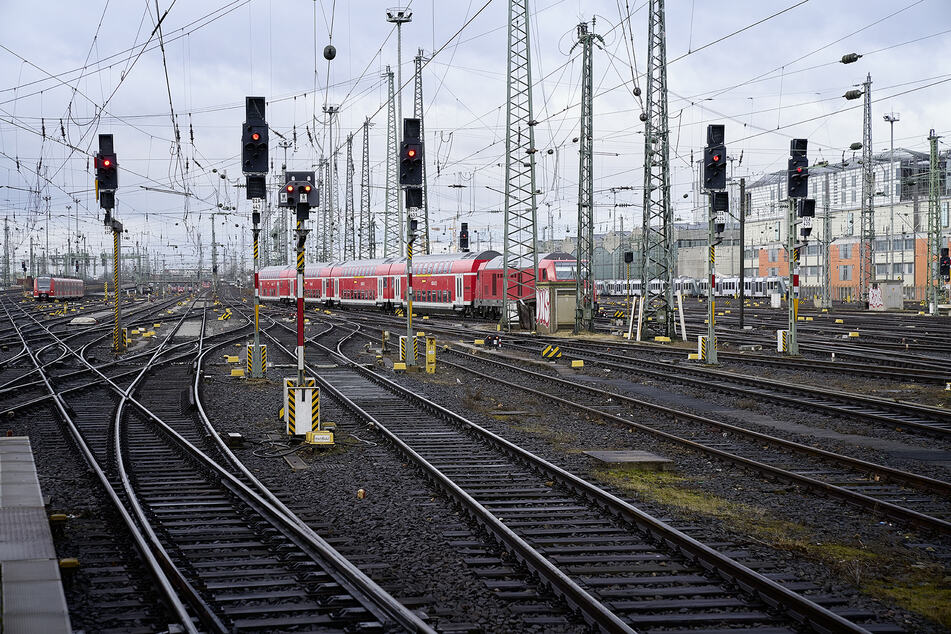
455, 275, 464, 305
333, 279, 339, 300
377, 277, 383, 301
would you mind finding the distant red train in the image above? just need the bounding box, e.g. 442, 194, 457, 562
33, 276, 85, 301
258, 251, 581, 318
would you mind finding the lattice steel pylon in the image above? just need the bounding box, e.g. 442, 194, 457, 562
572, 21, 602, 333
640, 0, 674, 337
859, 73, 875, 302
501, 0, 540, 329
317, 158, 329, 261
926, 129, 942, 314
414, 49, 431, 254
343, 133, 356, 260
360, 118, 374, 258
383, 66, 401, 258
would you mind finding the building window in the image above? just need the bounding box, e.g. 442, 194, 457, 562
875, 264, 889, 276
904, 262, 913, 274
852, 190, 857, 203
852, 175, 857, 187
839, 265, 852, 281
768, 249, 778, 262
839, 244, 852, 259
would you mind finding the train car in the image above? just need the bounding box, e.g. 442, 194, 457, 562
673, 277, 701, 297
33, 276, 84, 301
388, 250, 500, 313
476, 252, 580, 318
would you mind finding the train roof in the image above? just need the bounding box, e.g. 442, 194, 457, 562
331, 250, 500, 269
481, 252, 576, 270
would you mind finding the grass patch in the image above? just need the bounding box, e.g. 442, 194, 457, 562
596, 467, 951, 628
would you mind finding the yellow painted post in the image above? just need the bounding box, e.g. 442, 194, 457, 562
426, 336, 436, 374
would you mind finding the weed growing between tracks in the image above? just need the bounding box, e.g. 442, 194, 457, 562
597, 467, 951, 629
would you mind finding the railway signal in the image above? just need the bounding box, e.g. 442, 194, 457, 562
703, 125, 726, 190
702, 124, 727, 364
940, 248, 950, 278
242, 97, 268, 378
784, 139, 809, 356
459, 222, 469, 252
799, 199, 816, 239
788, 138, 808, 199
399, 118, 423, 186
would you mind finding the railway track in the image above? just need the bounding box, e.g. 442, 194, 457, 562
1, 295, 429, 633
256, 311, 887, 633
334, 312, 951, 534
504, 335, 951, 439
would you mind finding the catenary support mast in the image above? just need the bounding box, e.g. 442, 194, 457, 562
501, 0, 540, 329
640, 0, 674, 337
859, 74, 874, 303
573, 21, 602, 333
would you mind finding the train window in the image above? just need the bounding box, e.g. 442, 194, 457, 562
554, 262, 574, 280
541, 269, 547, 281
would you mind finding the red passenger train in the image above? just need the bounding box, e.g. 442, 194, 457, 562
33, 276, 85, 301
258, 251, 581, 317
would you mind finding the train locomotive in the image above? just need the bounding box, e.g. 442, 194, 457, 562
33, 276, 85, 301
258, 251, 581, 318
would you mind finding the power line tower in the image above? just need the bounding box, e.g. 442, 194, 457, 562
501, 0, 539, 329
640, 0, 674, 337
573, 20, 602, 333
383, 66, 401, 257
344, 133, 356, 260
859, 73, 875, 303
360, 118, 374, 258
414, 48, 431, 254
926, 129, 942, 314
317, 157, 329, 261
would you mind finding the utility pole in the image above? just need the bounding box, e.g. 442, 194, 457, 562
573, 20, 602, 333
383, 67, 401, 257
323, 104, 340, 260
859, 73, 874, 303
702, 125, 727, 364
344, 133, 356, 260
211, 215, 218, 297
501, 0, 540, 330
640, 0, 674, 337
884, 112, 900, 278
822, 172, 832, 309
926, 129, 942, 315
2, 217, 9, 286
317, 158, 328, 261
413, 48, 431, 254
360, 118, 374, 258
785, 139, 810, 356
279, 139, 292, 265
739, 177, 746, 328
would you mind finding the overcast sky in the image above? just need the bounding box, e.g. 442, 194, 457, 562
2, 0, 950, 268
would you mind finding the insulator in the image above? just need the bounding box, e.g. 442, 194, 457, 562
843, 89, 863, 100
840, 53, 862, 64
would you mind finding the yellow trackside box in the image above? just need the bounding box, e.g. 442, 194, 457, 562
425, 336, 436, 374
284, 378, 319, 437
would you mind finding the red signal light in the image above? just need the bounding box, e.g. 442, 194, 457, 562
251, 132, 260, 141
286, 184, 294, 193
103, 159, 111, 167
407, 148, 417, 158
796, 167, 803, 173
712, 154, 720, 162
